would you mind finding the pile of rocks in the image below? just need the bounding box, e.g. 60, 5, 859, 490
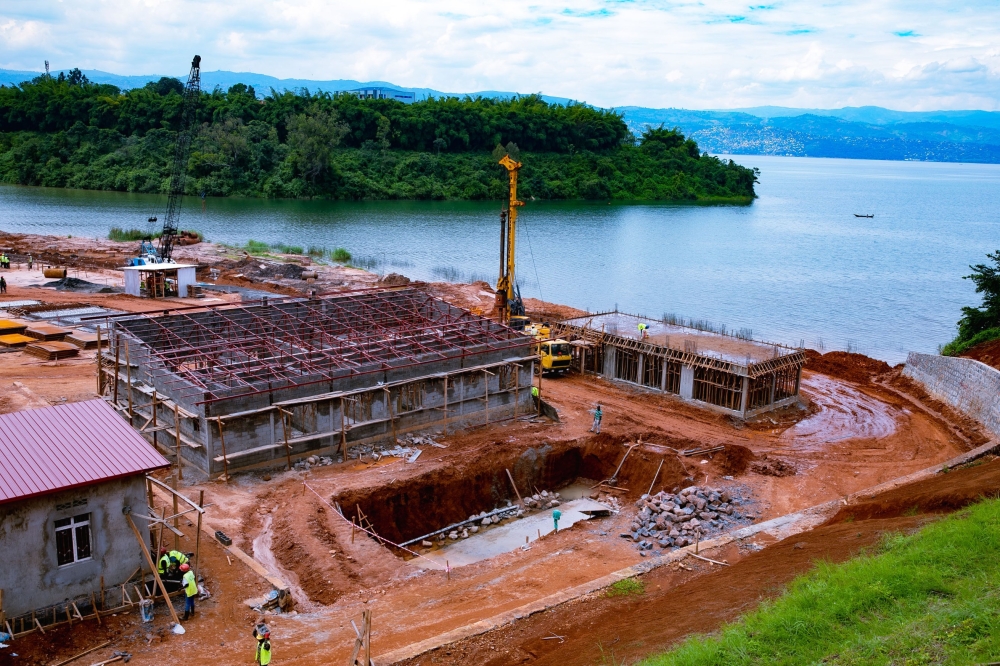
292, 455, 336, 471
623, 485, 749, 555
522, 489, 562, 510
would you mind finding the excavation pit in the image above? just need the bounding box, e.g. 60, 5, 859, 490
333, 435, 693, 559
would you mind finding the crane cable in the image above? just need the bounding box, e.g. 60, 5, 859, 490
518, 211, 544, 305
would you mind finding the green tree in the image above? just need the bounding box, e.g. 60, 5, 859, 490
957, 250, 1000, 340
285, 104, 348, 184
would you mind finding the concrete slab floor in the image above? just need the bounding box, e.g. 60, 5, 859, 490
424, 498, 613, 568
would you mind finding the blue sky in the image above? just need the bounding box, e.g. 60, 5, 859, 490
1, 1, 998, 110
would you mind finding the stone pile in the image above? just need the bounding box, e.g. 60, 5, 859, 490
292, 455, 336, 471
522, 489, 562, 510
623, 485, 747, 555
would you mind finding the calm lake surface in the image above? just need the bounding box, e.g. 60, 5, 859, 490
2, 155, 999, 363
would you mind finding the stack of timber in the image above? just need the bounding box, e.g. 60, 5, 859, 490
0, 333, 35, 348
0, 318, 28, 335
66, 330, 105, 349
24, 323, 70, 341
24, 341, 79, 360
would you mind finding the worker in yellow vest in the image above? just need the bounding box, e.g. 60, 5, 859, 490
254, 624, 272, 665
158, 548, 189, 574
180, 563, 197, 620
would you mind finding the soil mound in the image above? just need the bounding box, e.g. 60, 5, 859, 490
804, 350, 892, 383
714, 444, 754, 475
829, 456, 1000, 523
959, 337, 1000, 371
41, 277, 119, 293
750, 455, 797, 477
379, 273, 411, 287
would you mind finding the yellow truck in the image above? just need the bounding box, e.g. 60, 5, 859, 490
525, 322, 573, 375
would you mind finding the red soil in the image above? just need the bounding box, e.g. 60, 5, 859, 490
804, 349, 893, 384
403, 457, 1000, 666
959, 337, 1000, 371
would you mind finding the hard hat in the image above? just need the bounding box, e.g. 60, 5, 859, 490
179, 563, 190, 572
159, 548, 169, 555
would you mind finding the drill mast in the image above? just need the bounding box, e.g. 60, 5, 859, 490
496, 154, 525, 324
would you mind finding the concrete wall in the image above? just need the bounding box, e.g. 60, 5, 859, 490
0, 476, 150, 617
904, 352, 1000, 439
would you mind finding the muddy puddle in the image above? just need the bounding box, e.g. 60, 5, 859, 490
782, 375, 897, 448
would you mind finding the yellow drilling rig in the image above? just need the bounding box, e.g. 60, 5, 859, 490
495, 154, 572, 374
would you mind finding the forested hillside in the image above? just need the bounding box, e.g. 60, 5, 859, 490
0, 71, 757, 202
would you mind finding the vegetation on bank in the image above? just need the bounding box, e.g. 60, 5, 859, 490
0, 70, 757, 202
642, 499, 1000, 665
943, 250, 1000, 355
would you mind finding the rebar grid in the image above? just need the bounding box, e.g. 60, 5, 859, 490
115, 289, 529, 403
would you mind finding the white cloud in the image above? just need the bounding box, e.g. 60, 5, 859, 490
0, 0, 998, 110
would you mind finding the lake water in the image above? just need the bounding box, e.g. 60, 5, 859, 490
2, 155, 998, 363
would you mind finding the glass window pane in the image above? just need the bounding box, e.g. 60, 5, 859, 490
56, 527, 74, 565
75, 524, 91, 560
55, 517, 71, 529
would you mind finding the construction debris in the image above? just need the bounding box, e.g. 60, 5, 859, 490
750, 455, 797, 477
622, 485, 753, 553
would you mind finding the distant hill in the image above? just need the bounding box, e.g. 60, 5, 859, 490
0, 68, 575, 106
616, 107, 1000, 163
3, 67, 1000, 162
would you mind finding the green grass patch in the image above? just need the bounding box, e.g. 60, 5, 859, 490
109, 226, 159, 242
942, 326, 1000, 357
606, 578, 645, 598
270, 242, 304, 255
331, 247, 352, 263
245, 239, 270, 255
641, 498, 1000, 666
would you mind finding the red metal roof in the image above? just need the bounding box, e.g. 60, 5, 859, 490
0, 399, 169, 505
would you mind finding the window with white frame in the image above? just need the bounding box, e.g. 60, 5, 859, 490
55, 513, 92, 566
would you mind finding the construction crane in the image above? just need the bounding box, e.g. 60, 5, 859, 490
131, 55, 201, 266
494, 154, 573, 374
496, 154, 526, 327
158, 54, 202, 263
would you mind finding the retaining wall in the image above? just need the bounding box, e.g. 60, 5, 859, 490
903, 352, 1000, 439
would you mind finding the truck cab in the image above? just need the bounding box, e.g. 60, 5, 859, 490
523, 322, 573, 375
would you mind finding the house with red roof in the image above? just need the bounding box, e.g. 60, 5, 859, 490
0, 399, 169, 622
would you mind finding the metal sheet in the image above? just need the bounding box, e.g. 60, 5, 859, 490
0, 399, 170, 505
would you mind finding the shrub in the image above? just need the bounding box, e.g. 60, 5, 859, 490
109, 226, 159, 242
331, 247, 352, 263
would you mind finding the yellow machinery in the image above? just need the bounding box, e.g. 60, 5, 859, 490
524, 322, 573, 374
493, 154, 574, 375
496, 154, 525, 326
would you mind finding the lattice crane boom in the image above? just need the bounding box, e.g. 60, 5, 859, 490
157, 54, 201, 263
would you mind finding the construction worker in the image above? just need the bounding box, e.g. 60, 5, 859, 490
180, 563, 197, 620
158, 548, 189, 574
553, 508, 561, 532
254, 624, 273, 665
0, 276, 6, 294
589, 403, 602, 434
638, 322, 648, 339
27, 255, 32, 270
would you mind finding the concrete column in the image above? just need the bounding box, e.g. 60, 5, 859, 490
637, 353, 645, 386
660, 358, 668, 392
603, 346, 616, 378
795, 365, 802, 395
680, 366, 694, 399
769, 373, 777, 405
739, 376, 749, 416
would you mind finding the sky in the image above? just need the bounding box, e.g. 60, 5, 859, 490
1, 1, 999, 110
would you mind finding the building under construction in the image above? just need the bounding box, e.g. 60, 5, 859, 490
101, 288, 536, 477
553, 312, 805, 418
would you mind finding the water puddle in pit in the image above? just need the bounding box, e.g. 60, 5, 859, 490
421, 498, 612, 568
557, 479, 601, 500
782, 375, 898, 449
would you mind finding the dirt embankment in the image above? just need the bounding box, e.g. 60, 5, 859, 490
959, 337, 1000, 371
804, 349, 893, 383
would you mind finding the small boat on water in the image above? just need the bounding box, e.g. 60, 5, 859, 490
854, 213, 874, 218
